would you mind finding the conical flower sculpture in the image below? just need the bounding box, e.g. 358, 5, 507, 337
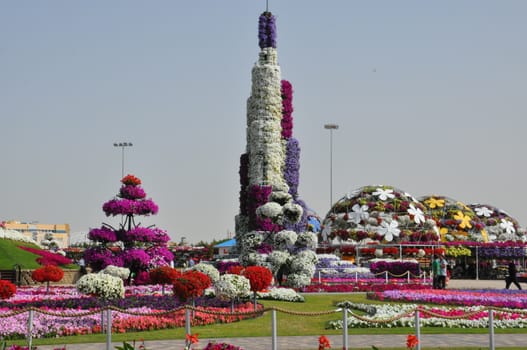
84, 174, 173, 284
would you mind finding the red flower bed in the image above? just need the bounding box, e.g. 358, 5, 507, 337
18, 246, 72, 266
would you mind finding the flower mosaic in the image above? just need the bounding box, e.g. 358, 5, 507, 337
468, 203, 524, 242
321, 185, 439, 244
419, 195, 487, 242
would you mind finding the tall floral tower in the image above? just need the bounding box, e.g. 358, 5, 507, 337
235, 11, 318, 288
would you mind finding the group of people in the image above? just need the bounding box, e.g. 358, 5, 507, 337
431, 254, 449, 289
432, 255, 523, 290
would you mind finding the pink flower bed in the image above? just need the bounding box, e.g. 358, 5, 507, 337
368, 289, 527, 309
304, 278, 431, 293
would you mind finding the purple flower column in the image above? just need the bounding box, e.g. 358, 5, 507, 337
258, 12, 277, 49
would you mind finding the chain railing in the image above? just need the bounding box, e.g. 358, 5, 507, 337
316, 268, 431, 284
1, 303, 523, 350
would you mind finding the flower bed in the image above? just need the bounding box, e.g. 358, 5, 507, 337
368, 289, 527, 309
326, 302, 527, 329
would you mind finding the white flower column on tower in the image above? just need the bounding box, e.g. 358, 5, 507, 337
246, 33, 286, 189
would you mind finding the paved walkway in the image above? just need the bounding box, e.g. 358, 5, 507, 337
35, 279, 526, 350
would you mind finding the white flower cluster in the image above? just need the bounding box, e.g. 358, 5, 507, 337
326, 303, 527, 329
0, 228, 38, 245
191, 262, 220, 283
76, 273, 124, 300
214, 274, 251, 301
273, 230, 297, 250
256, 287, 304, 302
247, 47, 285, 189
100, 265, 130, 280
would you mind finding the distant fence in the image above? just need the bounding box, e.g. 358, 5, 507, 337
315, 268, 431, 284
0, 304, 521, 350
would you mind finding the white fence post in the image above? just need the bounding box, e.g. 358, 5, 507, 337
489, 308, 495, 350
185, 307, 191, 335
106, 308, 112, 350
271, 309, 277, 350
407, 271, 410, 283
355, 271, 358, 283
385, 271, 388, 284
101, 310, 105, 334
414, 308, 421, 350
342, 308, 348, 350
27, 309, 34, 350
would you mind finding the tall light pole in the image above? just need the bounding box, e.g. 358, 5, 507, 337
324, 124, 339, 207
113, 142, 133, 178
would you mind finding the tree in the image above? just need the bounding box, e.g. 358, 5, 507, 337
242, 266, 273, 310
0, 280, 16, 299
149, 266, 181, 295
32, 265, 64, 293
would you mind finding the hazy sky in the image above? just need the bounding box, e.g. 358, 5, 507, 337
1, 1, 526, 244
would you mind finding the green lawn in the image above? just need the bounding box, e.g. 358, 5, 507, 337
0, 239, 41, 269
19, 293, 527, 350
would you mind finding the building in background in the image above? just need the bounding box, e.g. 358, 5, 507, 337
2, 221, 70, 248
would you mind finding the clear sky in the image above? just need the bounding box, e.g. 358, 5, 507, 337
1, 1, 526, 244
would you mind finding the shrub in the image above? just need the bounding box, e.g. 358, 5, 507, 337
0, 279, 16, 299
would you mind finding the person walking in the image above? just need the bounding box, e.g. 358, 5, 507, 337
437, 255, 448, 289
505, 260, 522, 290
431, 255, 440, 289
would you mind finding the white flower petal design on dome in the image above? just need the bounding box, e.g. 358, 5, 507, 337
349, 204, 370, 224
475, 207, 493, 217
499, 219, 515, 234
407, 204, 425, 224
372, 188, 395, 201
377, 220, 400, 242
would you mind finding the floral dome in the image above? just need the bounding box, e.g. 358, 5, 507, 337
468, 204, 524, 242
419, 195, 486, 242
320, 185, 439, 244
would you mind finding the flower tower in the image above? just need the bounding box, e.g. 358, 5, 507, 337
234, 11, 319, 288
84, 174, 173, 283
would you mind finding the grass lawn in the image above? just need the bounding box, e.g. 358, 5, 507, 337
21, 293, 527, 350
0, 239, 42, 269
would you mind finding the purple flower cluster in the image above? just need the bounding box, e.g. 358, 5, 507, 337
284, 138, 300, 198
283, 198, 309, 233
119, 185, 146, 200
88, 227, 117, 243
246, 184, 272, 230
123, 248, 151, 270
122, 227, 170, 244
258, 12, 277, 49
146, 246, 174, 266
238, 153, 249, 215
478, 246, 525, 258
84, 247, 122, 271
102, 198, 159, 216
281, 80, 293, 139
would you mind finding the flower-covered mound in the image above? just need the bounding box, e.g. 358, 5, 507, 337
468, 203, 524, 242
321, 185, 439, 245
419, 195, 486, 242
368, 288, 527, 309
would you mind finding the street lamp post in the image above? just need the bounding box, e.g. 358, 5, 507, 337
324, 124, 339, 207
113, 142, 133, 178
